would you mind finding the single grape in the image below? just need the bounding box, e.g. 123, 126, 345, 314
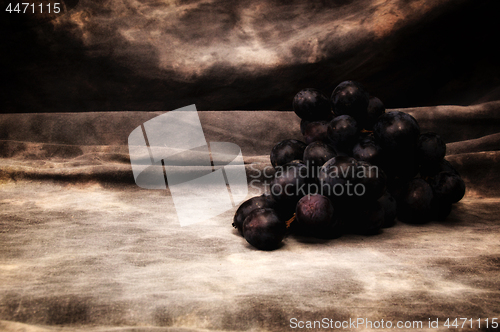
303, 121, 329, 144
293, 88, 332, 121
327, 115, 359, 153
295, 194, 336, 237
270, 139, 307, 169
331, 81, 370, 124
270, 165, 308, 204
362, 96, 386, 130
431, 171, 466, 204
233, 194, 276, 235
417, 132, 446, 166
352, 135, 382, 166
243, 208, 287, 250
303, 141, 336, 176
397, 178, 434, 224
373, 111, 420, 153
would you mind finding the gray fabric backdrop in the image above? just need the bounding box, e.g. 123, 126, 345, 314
0, 103, 499, 331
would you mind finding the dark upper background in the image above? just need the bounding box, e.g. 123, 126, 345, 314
1, 0, 500, 113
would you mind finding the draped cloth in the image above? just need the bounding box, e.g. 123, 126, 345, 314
0, 103, 499, 331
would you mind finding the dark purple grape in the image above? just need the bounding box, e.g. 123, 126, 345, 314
418, 132, 446, 166
270, 165, 308, 204
431, 171, 466, 204
295, 194, 336, 237
356, 161, 387, 201
378, 192, 397, 228
303, 121, 329, 144
233, 194, 276, 235
327, 115, 359, 153
303, 141, 336, 176
243, 208, 286, 250
331, 81, 370, 124
278, 159, 316, 192
373, 111, 420, 153
362, 96, 386, 130
270, 139, 307, 169
293, 88, 332, 121
397, 178, 434, 224
352, 135, 382, 166
318, 156, 359, 200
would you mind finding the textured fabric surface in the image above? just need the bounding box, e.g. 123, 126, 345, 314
0, 104, 499, 331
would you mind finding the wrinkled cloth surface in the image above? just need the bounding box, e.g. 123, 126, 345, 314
0, 103, 499, 331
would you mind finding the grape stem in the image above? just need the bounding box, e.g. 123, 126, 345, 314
285, 214, 295, 228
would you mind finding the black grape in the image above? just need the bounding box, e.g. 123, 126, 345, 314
331, 81, 370, 124
418, 132, 446, 166
303, 141, 336, 178
327, 115, 359, 153
353, 135, 382, 166
233, 194, 276, 235
431, 171, 466, 204
397, 178, 434, 224
373, 111, 420, 153
270, 139, 307, 169
303, 121, 330, 144
293, 88, 332, 121
243, 208, 287, 250
295, 194, 336, 237
270, 165, 308, 204
362, 96, 386, 130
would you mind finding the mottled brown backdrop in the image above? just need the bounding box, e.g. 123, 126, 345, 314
1, 0, 500, 112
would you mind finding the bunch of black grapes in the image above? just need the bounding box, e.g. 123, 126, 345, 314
233, 82, 466, 250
